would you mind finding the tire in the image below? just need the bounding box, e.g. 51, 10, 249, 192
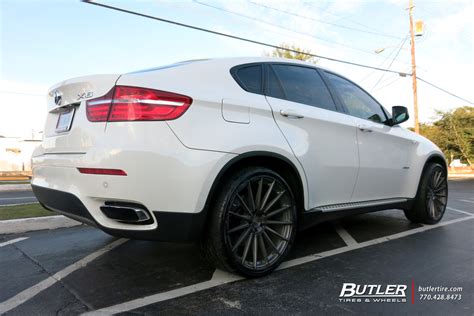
404, 163, 448, 224
203, 167, 297, 277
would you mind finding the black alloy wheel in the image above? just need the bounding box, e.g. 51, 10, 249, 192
404, 163, 448, 224
204, 167, 297, 277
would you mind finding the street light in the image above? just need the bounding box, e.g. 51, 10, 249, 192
374, 46, 409, 54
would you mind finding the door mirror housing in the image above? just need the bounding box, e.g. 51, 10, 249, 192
389, 106, 409, 126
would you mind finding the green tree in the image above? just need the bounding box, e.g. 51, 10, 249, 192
420, 106, 474, 167
265, 43, 319, 64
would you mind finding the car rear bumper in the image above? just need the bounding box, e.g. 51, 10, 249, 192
32, 185, 207, 242
31, 122, 235, 240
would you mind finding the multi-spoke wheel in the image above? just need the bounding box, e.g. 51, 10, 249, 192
404, 163, 448, 224
203, 167, 297, 277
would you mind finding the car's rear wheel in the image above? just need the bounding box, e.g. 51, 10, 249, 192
404, 163, 448, 224
203, 167, 297, 277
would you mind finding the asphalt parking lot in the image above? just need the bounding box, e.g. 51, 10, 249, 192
0, 179, 473, 315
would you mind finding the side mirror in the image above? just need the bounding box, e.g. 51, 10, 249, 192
389, 106, 409, 126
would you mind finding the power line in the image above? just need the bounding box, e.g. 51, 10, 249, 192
371, 36, 409, 91
372, 76, 403, 93
304, 2, 384, 34
416, 77, 473, 105
193, 0, 384, 58
360, 35, 407, 83
82, 0, 410, 76
82, 1, 473, 105
248, 1, 402, 40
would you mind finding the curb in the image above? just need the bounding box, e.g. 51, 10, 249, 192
0, 215, 81, 235
0, 184, 32, 192
448, 174, 474, 179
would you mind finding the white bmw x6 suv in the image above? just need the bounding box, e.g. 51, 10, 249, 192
32, 57, 448, 277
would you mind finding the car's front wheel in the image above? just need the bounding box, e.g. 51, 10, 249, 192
404, 162, 448, 224
204, 167, 297, 277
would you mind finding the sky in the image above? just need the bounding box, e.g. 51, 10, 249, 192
0, 0, 473, 138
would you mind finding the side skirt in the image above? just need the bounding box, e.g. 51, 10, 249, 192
298, 198, 414, 231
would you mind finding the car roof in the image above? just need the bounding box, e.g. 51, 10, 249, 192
131, 57, 337, 74
202, 56, 331, 70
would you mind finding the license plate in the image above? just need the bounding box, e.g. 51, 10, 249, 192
56, 107, 76, 133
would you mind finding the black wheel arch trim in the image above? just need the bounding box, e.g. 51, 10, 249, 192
413, 152, 448, 200
424, 153, 448, 170
203, 151, 307, 216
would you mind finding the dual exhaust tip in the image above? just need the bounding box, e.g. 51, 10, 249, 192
100, 202, 152, 225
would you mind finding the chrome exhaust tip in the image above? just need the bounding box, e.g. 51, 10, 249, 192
100, 202, 152, 225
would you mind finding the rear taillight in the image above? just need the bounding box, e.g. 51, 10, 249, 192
86, 88, 115, 122
86, 86, 192, 122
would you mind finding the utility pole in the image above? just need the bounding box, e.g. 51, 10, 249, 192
408, 0, 419, 134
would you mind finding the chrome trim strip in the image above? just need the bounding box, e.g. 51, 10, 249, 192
314, 198, 408, 212
86, 100, 111, 106
87, 99, 185, 106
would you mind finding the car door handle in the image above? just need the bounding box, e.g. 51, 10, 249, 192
280, 110, 304, 119
357, 125, 373, 133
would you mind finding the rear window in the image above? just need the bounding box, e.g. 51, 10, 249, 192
232, 65, 263, 94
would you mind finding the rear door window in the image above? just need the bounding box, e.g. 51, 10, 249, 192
270, 64, 337, 111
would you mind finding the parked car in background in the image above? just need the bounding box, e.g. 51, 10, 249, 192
32, 57, 448, 277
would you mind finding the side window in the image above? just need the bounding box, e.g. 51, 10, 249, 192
270, 65, 337, 111
234, 65, 263, 94
325, 72, 387, 123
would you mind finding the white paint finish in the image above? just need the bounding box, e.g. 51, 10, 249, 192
333, 223, 358, 246
267, 96, 360, 208
86, 215, 474, 314
0, 237, 29, 248
351, 121, 417, 201
32, 123, 235, 231
0, 238, 127, 314
460, 199, 474, 204
0, 215, 80, 234
446, 207, 472, 216
41, 74, 120, 154
31, 57, 445, 243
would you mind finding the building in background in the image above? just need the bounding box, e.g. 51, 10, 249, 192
0, 136, 41, 174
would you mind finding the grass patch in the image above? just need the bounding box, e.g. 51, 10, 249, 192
0, 203, 55, 220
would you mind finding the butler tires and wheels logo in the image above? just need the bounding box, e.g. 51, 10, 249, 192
339, 283, 408, 303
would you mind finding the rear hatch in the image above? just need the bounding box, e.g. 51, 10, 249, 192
42, 74, 120, 154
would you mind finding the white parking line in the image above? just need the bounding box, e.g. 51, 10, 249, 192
447, 207, 473, 216
87, 214, 474, 315
279, 215, 474, 270
0, 238, 128, 314
84, 270, 243, 315
333, 223, 358, 246
459, 199, 474, 204
0, 237, 29, 248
